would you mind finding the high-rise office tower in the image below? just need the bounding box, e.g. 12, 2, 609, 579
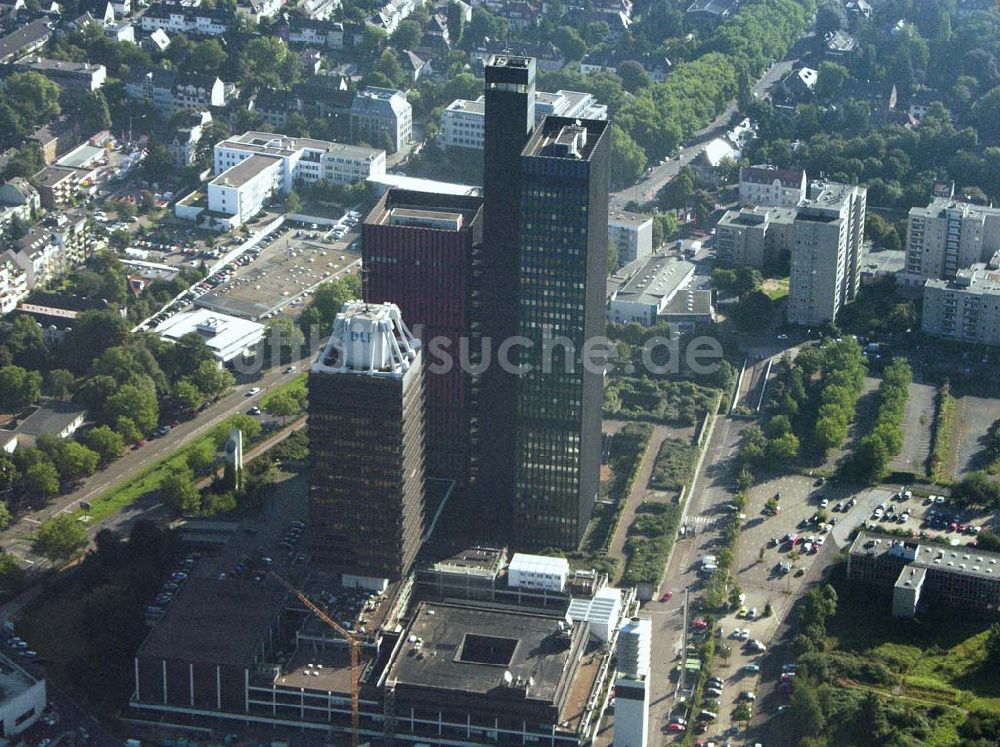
514, 117, 610, 549
307, 301, 425, 588
362, 189, 483, 504
477, 55, 537, 534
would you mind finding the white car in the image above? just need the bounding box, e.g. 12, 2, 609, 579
820, 499, 829, 508
246, 387, 261, 396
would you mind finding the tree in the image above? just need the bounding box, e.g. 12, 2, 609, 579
45, 369, 76, 400
161, 465, 201, 514
78, 90, 111, 132
192, 360, 234, 398
554, 27, 587, 61
262, 390, 300, 422
390, 19, 423, 50
6, 214, 28, 241
0, 454, 18, 494
172, 379, 203, 412
297, 274, 362, 337
143, 142, 174, 183
976, 86, 1000, 144
62, 309, 128, 372
372, 48, 404, 89
181, 39, 227, 76
83, 425, 125, 466
284, 190, 302, 214
24, 458, 59, 499
0, 553, 25, 597
0, 366, 41, 411
104, 383, 158, 434
115, 416, 141, 445
816, 61, 849, 100
50, 442, 99, 482
33, 514, 88, 563
241, 37, 299, 91
616, 61, 650, 93
266, 317, 305, 361
0, 143, 44, 180
3, 72, 60, 130
609, 124, 647, 189
985, 623, 1000, 668
815, 1, 846, 36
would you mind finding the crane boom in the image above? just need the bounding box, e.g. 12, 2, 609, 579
270, 572, 361, 747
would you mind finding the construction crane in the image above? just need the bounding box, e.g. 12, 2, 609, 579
270, 572, 361, 747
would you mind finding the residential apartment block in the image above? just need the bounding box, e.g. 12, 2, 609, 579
608, 210, 653, 266
124, 69, 236, 114
0, 178, 39, 241
13, 56, 106, 92
351, 87, 412, 153
738, 164, 807, 207
139, 3, 231, 35
717, 181, 866, 326
6, 213, 94, 291
787, 181, 867, 327
900, 198, 1000, 287
922, 265, 1000, 345
439, 90, 607, 150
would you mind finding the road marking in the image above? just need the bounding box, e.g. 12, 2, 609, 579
22, 518, 39, 525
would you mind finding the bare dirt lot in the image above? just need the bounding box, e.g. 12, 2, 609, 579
952, 394, 1000, 476
889, 381, 935, 475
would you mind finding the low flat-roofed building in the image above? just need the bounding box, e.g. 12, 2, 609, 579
383, 600, 608, 746
661, 287, 715, 324
155, 308, 265, 363
0, 652, 46, 736
0, 400, 87, 451
367, 174, 478, 197
607, 255, 695, 326
847, 530, 1000, 616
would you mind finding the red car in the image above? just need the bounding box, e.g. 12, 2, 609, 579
134, 439, 147, 449
661, 590, 674, 602
692, 618, 708, 630
948, 522, 958, 532
666, 722, 686, 732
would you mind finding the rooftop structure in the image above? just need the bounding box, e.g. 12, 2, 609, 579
311, 301, 419, 377
155, 308, 265, 363
0, 652, 46, 736
608, 255, 695, 326
508, 553, 570, 592
366, 174, 478, 197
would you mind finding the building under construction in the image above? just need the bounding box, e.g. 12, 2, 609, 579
129, 546, 629, 746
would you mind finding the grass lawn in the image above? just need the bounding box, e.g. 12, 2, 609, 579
762, 277, 789, 300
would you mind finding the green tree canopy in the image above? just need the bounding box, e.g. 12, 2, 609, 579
33, 514, 88, 563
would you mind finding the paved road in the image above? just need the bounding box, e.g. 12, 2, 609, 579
609, 60, 795, 211
0, 355, 313, 569
642, 413, 750, 745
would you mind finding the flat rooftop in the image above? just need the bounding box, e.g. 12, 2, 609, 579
524, 118, 607, 161
0, 652, 40, 701
615, 255, 695, 305
137, 577, 287, 666
851, 530, 1000, 582
3, 401, 86, 438
662, 288, 714, 316
386, 602, 576, 702
608, 210, 652, 228
366, 189, 482, 231
211, 154, 281, 189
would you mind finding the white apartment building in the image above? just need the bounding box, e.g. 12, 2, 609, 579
351, 87, 412, 153
900, 198, 1000, 287
208, 154, 283, 227
738, 164, 807, 207
923, 265, 1000, 345
0, 256, 28, 314
787, 182, 867, 327
608, 210, 653, 265
124, 69, 233, 114
438, 90, 607, 150
190, 131, 385, 228
139, 4, 230, 35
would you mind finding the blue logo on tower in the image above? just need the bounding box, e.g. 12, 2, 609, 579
351, 331, 372, 343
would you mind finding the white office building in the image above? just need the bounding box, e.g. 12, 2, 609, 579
156, 309, 266, 363
609, 210, 654, 265
207, 154, 283, 227
608, 256, 695, 326
506, 553, 569, 592
438, 90, 607, 150
0, 652, 46, 737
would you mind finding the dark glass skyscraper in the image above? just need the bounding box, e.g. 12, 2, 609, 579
362, 189, 483, 504
513, 117, 610, 549
477, 55, 537, 535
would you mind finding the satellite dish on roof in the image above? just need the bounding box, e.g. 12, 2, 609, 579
503, 670, 513, 685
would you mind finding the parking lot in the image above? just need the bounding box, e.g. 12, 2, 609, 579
194, 220, 361, 321
952, 394, 1000, 476
890, 381, 936, 475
